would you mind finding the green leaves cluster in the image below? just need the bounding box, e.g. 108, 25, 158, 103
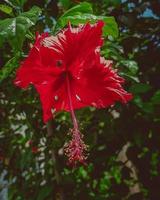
0, 1, 118, 83
0, 6, 41, 50
0, 4, 13, 15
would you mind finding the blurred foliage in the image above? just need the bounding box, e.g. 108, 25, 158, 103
0, 0, 160, 200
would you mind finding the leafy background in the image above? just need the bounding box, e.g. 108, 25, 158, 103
0, 0, 160, 199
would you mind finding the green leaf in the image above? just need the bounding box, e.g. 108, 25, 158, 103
37, 186, 52, 200
133, 96, 154, 113
119, 60, 139, 75
57, 14, 118, 38
59, 0, 72, 9
151, 90, 160, 105
129, 83, 152, 94
60, 2, 93, 18
120, 72, 139, 82
111, 166, 122, 184
0, 54, 20, 82
19, 0, 28, 7
0, 6, 41, 50
0, 4, 13, 16
102, 16, 118, 38
133, 96, 143, 108
7, 0, 27, 8
20, 6, 41, 23
142, 102, 154, 114
55, 2, 93, 32
78, 166, 89, 180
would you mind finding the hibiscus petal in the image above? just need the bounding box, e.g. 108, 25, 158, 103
14, 34, 63, 88
71, 54, 132, 108
64, 20, 104, 67
35, 74, 68, 122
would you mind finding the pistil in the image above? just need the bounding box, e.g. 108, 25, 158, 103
64, 73, 87, 166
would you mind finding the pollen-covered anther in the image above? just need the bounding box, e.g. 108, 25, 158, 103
64, 128, 88, 166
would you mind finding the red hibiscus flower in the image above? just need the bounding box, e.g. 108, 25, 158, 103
14, 21, 132, 165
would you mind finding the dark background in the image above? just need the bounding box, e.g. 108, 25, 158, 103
0, 0, 160, 199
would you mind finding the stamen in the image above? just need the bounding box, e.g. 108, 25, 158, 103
64, 128, 88, 166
